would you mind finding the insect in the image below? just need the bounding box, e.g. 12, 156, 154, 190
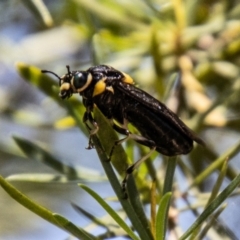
42, 65, 204, 194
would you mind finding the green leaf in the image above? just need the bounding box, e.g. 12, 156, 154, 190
17, 62, 87, 133
13, 136, 78, 179
73, 0, 146, 30
71, 203, 109, 228
189, 140, 240, 188
12, 135, 105, 182
0, 175, 94, 239
94, 108, 146, 218
21, 0, 53, 27
206, 158, 228, 206
190, 158, 229, 238
94, 108, 128, 176
180, 173, 240, 240
90, 134, 153, 240
155, 192, 172, 240
198, 204, 227, 239
94, 109, 151, 231
79, 184, 140, 240
163, 156, 178, 195
0, 175, 57, 224
17, 62, 59, 102
6, 173, 70, 183
53, 213, 96, 240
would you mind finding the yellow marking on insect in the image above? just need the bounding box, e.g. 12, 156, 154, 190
122, 72, 134, 84
106, 86, 114, 94
93, 77, 107, 96
69, 76, 78, 93
60, 82, 71, 91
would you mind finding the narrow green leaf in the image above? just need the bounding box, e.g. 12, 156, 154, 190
150, 26, 164, 82
90, 135, 153, 240
16, 62, 59, 101
73, 0, 146, 30
71, 203, 108, 228
17, 62, 87, 133
79, 184, 140, 240
13, 136, 79, 179
6, 173, 69, 183
163, 156, 178, 194
94, 108, 150, 232
94, 108, 128, 176
190, 158, 229, 239
127, 174, 152, 235
150, 180, 157, 238
53, 213, 96, 240
189, 141, 240, 188
0, 175, 58, 225
198, 204, 227, 239
12, 135, 105, 182
21, 0, 53, 27
155, 192, 172, 240
185, 0, 200, 25
206, 158, 228, 206
180, 173, 240, 240
0, 175, 97, 239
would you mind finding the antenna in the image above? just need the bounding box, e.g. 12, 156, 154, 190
41, 70, 62, 86
41, 70, 61, 81
66, 65, 71, 75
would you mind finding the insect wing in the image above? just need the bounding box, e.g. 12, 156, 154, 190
114, 81, 204, 155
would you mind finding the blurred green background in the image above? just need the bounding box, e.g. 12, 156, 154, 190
1, 0, 240, 239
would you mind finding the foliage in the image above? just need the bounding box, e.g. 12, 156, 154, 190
1, 0, 240, 239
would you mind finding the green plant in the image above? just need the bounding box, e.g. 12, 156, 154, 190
1, 0, 240, 239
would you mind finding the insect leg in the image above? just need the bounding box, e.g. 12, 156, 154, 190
83, 111, 99, 149
109, 121, 157, 196
108, 122, 131, 161
122, 147, 156, 194
121, 134, 156, 195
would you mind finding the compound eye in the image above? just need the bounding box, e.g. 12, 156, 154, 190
73, 72, 88, 88
73, 72, 92, 92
